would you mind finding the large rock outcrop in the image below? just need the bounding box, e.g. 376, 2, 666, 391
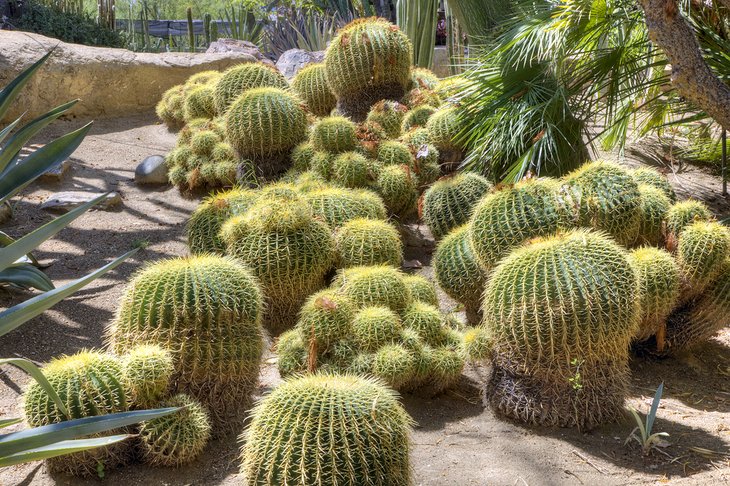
0, 31, 257, 122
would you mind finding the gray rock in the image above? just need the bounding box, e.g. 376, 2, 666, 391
276, 49, 325, 79
40, 159, 72, 182
206, 38, 272, 64
41, 191, 122, 212
135, 155, 169, 185
399, 223, 435, 249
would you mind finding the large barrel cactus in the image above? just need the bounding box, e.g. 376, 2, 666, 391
23, 351, 131, 476
482, 229, 638, 430
324, 18, 413, 120
107, 255, 264, 433
187, 188, 259, 255
291, 63, 336, 117
335, 218, 403, 268
422, 173, 493, 240
676, 221, 730, 299
240, 373, 413, 486
213, 62, 288, 114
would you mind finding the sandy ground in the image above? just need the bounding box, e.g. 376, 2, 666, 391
0, 114, 728, 485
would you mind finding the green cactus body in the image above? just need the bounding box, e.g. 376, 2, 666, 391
410, 67, 440, 90
23, 351, 131, 476
402, 302, 446, 346
423, 173, 493, 240
372, 344, 416, 389
376, 164, 418, 218
225, 87, 307, 176
184, 85, 216, 122
310, 151, 335, 179
276, 329, 308, 377
665, 200, 713, 241
138, 394, 211, 467
216, 161, 239, 187
122, 344, 174, 409
482, 229, 638, 429
427, 347, 464, 392
331, 151, 380, 188
211, 142, 236, 162
377, 141, 415, 167
190, 130, 219, 157
107, 255, 264, 432
413, 145, 441, 188
351, 306, 404, 352
461, 326, 492, 362
627, 247, 680, 342
677, 221, 730, 298
335, 218, 403, 268
297, 290, 356, 351
335, 265, 412, 313
291, 63, 337, 117
399, 127, 431, 150
425, 106, 463, 152
469, 178, 570, 270
402, 275, 439, 307
402, 87, 442, 109
293, 170, 329, 192
213, 62, 288, 115
220, 196, 334, 334
401, 105, 437, 132
366, 100, 408, 138
169, 165, 188, 187
325, 18, 413, 120
304, 187, 387, 228
156, 85, 186, 129
631, 167, 676, 202
291, 142, 316, 172
636, 184, 672, 246
241, 373, 413, 486
562, 160, 642, 246
311, 116, 359, 154
187, 188, 259, 255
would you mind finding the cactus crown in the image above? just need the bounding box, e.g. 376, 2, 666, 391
631, 167, 676, 202
334, 265, 412, 312
305, 187, 387, 228
187, 188, 259, 255
335, 217, 403, 268
665, 200, 713, 239
426, 106, 463, 151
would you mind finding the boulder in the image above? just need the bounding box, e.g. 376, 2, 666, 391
134, 155, 168, 185
276, 49, 325, 79
40, 191, 122, 212
206, 38, 272, 65
0, 31, 258, 123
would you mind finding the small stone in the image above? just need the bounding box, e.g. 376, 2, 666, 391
135, 155, 169, 185
40, 191, 122, 212
40, 159, 72, 182
403, 259, 423, 269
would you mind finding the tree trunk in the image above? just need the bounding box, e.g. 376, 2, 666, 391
639, 0, 730, 130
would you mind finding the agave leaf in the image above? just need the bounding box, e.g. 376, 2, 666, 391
646, 382, 663, 435
0, 248, 138, 338
0, 122, 92, 204
0, 51, 53, 121
0, 231, 41, 267
0, 418, 22, 430
0, 263, 55, 291
0, 100, 79, 175
0, 115, 23, 147
0, 435, 132, 467
0, 407, 178, 458
0, 358, 69, 419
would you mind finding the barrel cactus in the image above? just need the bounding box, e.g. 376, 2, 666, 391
461, 326, 492, 362
184, 85, 216, 121
351, 306, 404, 351
138, 394, 211, 467
366, 100, 408, 138
402, 301, 447, 347
187, 188, 259, 255
665, 200, 713, 242
291, 141, 316, 172
291, 63, 336, 117
225, 87, 308, 176
402, 87, 442, 109
372, 344, 416, 389
23, 351, 131, 476
297, 290, 356, 351
213, 62, 288, 114
240, 373, 413, 486
422, 173, 493, 240
107, 255, 264, 432
425, 106, 463, 153
335, 218, 403, 268
377, 141, 414, 167
410, 67, 439, 90
676, 221, 730, 298
375, 164, 418, 218
631, 167, 676, 202
401, 105, 437, 132
156, 85, 186, 129
276, 329, 308, 377
324, 18, 413, 120
334, 265, 412, 313
122, 344, 174, 409
636, 184, 672, 246
402, 274, 439, 307
310, 116, 359, 154
331, 151, 381, 188
220, 195, 334, 333
310, 151, 335, 179
304, 187, 387, 228
482, 229, 638, 429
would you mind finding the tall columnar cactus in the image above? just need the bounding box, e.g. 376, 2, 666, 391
375, 164, 418, 218
122, 344, 174, 409
187, 188, 259, 255
402, 274, 439, 307
107, 255, 264, 432
324, 18, 413, 120
482, 229, 637, 430
183, 85, 217, 121
335, 218, 403, 268
627, 247, 680, 343
226, 87, 308, 176
304, 187, 387, 229
636, 184, 672, 246
434, 225, 488, 323
213, 62, 288, 114
334, 265, 412, 313
23, 351, 131, 476
366, 100, 408, 138
220, 195, 334, 333
562, 160, 642, 246
291, 63, 337, 117
377, 141, 415, 167
469, 178, 570, 270
138, 394, 211, 467
240, 373, 413, 486
310, 116, 359, 154
665, 200, 713, 242
422, 173, 493, 240
631, 167, 676, 203
331, 151, 381, 188
676, 221, 730, 298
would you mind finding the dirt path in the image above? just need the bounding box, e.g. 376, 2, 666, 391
0, 115, 728, 485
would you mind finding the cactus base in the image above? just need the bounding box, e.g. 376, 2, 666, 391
335, 85, 408, 122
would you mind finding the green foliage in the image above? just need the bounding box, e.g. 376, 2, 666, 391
335, 218, 403, 268
122, 344, 174, 409
304, 187, 387, 228
213, 63, 288, 115
422, 173, 493, 240
241, 373, 413, 486
17, 2, 122, 47
187, 187, 259, 255
483, 229, 637, 429
291, 63, 337, 117
310, 116, 359, 154
375, 164, 418, 218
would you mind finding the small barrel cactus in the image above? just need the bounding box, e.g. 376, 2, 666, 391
636, 184, 672, 246
156, 85, 186, 129
631, 167, 676, 202
331, 151, 380, 188
297, 290, 356, 351
677, 221, 730, 298
425, 106, 463, 153
422, 173, 493, 240
627, 247, 680, 343
23, 351, 131, 476
410, 67, 440, 90
482, 229, 638, 430
122, 344, 174, 409
427, 346, 465, 392
240, 373, 413, 486
402, 301, 447, 347
187, 188, 259, 255
372, 344, 416, 389
310, 151, 335, 179
291, 141, 316, 172
461, 326, 492, 362
304, 187, 387, 229
213, 62, 288, 114
310, 116, 359, 154
107, 255, 264, 432
334, 265, 412, 313
335, 218, 403, 268
291, 63, 336, 117
401, 87, 442, 109
138, 394, 211, 467
402, 274, 439, 307
352, 306, 404, 352
375, 164, 418, 218
183, 85, 216, 121
366, 100, 408, 138
401, 105, 437, 132
276, 329, 308, 377
377, 140, 414, 167
665, 200, 713, 242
